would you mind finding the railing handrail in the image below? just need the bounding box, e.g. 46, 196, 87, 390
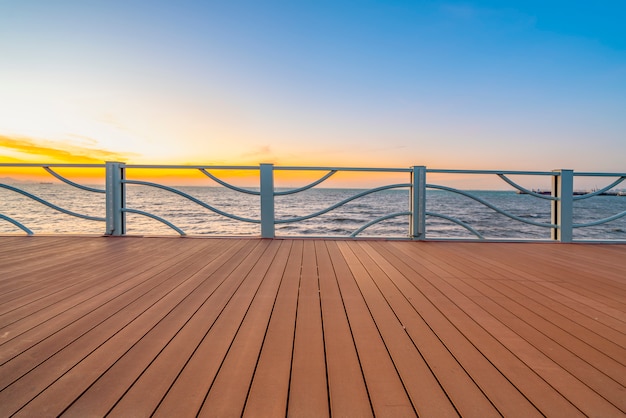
2, 162, 624, 176
1, 162, 625, 242
428, 169, 560, 176
0, 163, 106, 167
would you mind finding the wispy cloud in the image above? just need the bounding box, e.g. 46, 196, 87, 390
239, 145, 276, 163
0, 134, 133, 163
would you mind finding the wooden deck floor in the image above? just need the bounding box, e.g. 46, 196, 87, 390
0, 237, 625, 417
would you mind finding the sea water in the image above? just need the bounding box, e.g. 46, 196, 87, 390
1, 183, 625, 240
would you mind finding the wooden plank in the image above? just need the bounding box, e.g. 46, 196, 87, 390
0, 237, 624, 418
195, 240, 292, 417
95, 238, 266, 416
141, 240, 277, 417
447, 243, 626, 348
379, 241, 586, 418
315, 240, 372, 418
359, 241, 540, 418
534, 281, 626, 324
466, 275, 626, 377
497, 278, 626, 352
0, 239, 217, 388
452, 276, 626, 412
345, 241, 499, 418
5, 239, 256, 417
326, 241, 415, 417
286, 240, 329, 417
0, 237, 90, 277
556, 279, 626, 307
0, 238, 204, 352
391, 243, 623, 418
413, 242, 626, 358
242, 240, 303, 417
99, 240, 288, 417
58, 240, 275, 418
0, 240, 127, 307
108, 237, 262, 418
468, 243, 626, 330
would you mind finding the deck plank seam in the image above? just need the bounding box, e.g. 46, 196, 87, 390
448, 274, 626, 413
0, 239, 230, 369
23, 239, 262, 417
337, 241, 426, 417
196, 240, 288, 417
0, 239, 214, 348
365, 241, 536, 417
319, 240, 376, 417
372, 241, 580, 417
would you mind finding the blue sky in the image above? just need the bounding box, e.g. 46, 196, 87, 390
0, 0, 624, 173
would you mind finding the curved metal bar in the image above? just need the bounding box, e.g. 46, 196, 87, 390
0, 184, 105, 222
573, 210, 626, 228
122, 208, 186, 235
425, 211, 485, 239
43, 167, 105, 193
349, 211, 411, 237
427, 184, 556, 229
275, 171, 338, 196
123, 180, 260, 223
497, 174, 556, 201
198, 169, 260, 195
573, 177, 626, 200
0, 214, 34, 235
275, 183, 411, 224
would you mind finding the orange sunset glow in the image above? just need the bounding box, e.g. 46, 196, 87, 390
1, 1, 624, 189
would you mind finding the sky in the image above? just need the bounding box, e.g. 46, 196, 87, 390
0, 0, 625, 186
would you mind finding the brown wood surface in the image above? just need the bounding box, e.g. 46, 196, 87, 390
0, 236, 625, 417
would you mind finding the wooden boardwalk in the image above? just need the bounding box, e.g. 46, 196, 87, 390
0, 236, 625, 417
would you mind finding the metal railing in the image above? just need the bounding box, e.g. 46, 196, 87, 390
1, 163, 625, 242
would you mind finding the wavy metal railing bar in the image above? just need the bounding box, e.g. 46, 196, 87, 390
0, 184, 105, 222
0, 214, 34, 235
573, 210, 626, 228
349, 211, 411, 237
122, 208, 187, 235
122, 180, 260, 224
425, 211, 485, 239
42, 167, 105, 193
572, 177, 626, 200
497, 174, 557, 200
275, 183, 411, 224
274, 170, 337, 196
2, 163, 624, 241
426, 184, 556, 229
198, 169, 260, 195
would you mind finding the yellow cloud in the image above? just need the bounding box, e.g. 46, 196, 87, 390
0, 134, 132, 164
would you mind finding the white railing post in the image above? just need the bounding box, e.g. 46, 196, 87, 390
551, 169, 573, 242
410, 165, 426, 239
105, 161, 126, 236
260, 163, 275, 238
